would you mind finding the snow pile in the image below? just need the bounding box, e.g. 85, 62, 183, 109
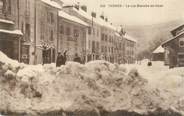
0, 51, 183, 115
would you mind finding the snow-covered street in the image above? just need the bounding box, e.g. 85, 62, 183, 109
0, 51, 184, 116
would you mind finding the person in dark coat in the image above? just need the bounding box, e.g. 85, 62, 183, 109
73, 53, 81, 63
147, 61, 152, 66
61, 50, 67, 65
56, 52, 62, 67
42, 46, 48, 65
56, 50, 68, 67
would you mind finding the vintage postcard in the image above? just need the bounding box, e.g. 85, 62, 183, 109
0, 0, 183, 115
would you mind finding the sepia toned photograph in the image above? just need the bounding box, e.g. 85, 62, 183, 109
0, 0, 184, 115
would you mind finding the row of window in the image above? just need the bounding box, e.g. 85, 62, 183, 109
0, 0, 11, 14
101, 33, 122, 45
88, 27, 100, 37
126, 50, 134, 56
60, 25, 80, 38
89, 40, 100, 52
40, 27, 54, 41
126, 41, 135, 47
101, 46, 114, 53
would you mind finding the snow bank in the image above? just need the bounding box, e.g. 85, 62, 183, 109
0, 51, 183, 116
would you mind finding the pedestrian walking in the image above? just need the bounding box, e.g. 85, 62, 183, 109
73, 53, 81, 63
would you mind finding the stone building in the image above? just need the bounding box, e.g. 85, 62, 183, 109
58, 10, 88, 62
18, 0, 61, 64
114, 32, 125, 64
100, 21, 117, 63
0, 0, 23, 61
35, 0, 60, 64
61, 5, 102, 61
124, 34, 137, 64
99, 16, 124, 63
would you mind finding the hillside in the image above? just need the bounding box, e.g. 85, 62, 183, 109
122, 19, 183, 56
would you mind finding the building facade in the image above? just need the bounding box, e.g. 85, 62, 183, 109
61, 6, 102, 61
100, 26, 121, 63
124, 34, 137, 64
58, 10, 88, 62
35, 0, 60, 64
162, 24, 184, 67
0, 0, 22, 61
18, 0, 60, 64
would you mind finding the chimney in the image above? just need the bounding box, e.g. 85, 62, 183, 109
91, 12, 96, 18
81, 5, 87, 12
75, 4, 79, 10
100, 15, 104, 20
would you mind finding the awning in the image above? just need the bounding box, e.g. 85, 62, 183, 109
0, 29, 23, 36
0, 19, 14, 24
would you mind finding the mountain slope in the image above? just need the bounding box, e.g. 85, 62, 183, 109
122, 19, 183, 56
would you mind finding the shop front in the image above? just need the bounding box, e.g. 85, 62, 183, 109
0, 30, 22, 61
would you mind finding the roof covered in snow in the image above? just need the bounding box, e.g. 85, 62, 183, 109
60, 0, 77, 6
115, 32, 121, 37
0, 29, 23, 35
0, 19, 14, 24
96, 18, 117, 31
72, 8, 117, 31
59, 10, 88, 26
73, 8, 95, 22
124, 34, 137, 43
153, 46, 164, 54
41, 0, 61, 9
162, 31, 184, 46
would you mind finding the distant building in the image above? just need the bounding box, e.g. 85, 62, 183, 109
0, 0, 23, 61
152, 46, 164, 61
162, 24, 184, 67
99, 17, 118, 63
111, 32, 124, 63
124, 34, 137, 64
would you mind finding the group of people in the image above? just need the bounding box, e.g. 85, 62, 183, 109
56, 50, 82, 67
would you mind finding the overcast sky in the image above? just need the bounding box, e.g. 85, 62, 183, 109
74, 0, 184, 26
